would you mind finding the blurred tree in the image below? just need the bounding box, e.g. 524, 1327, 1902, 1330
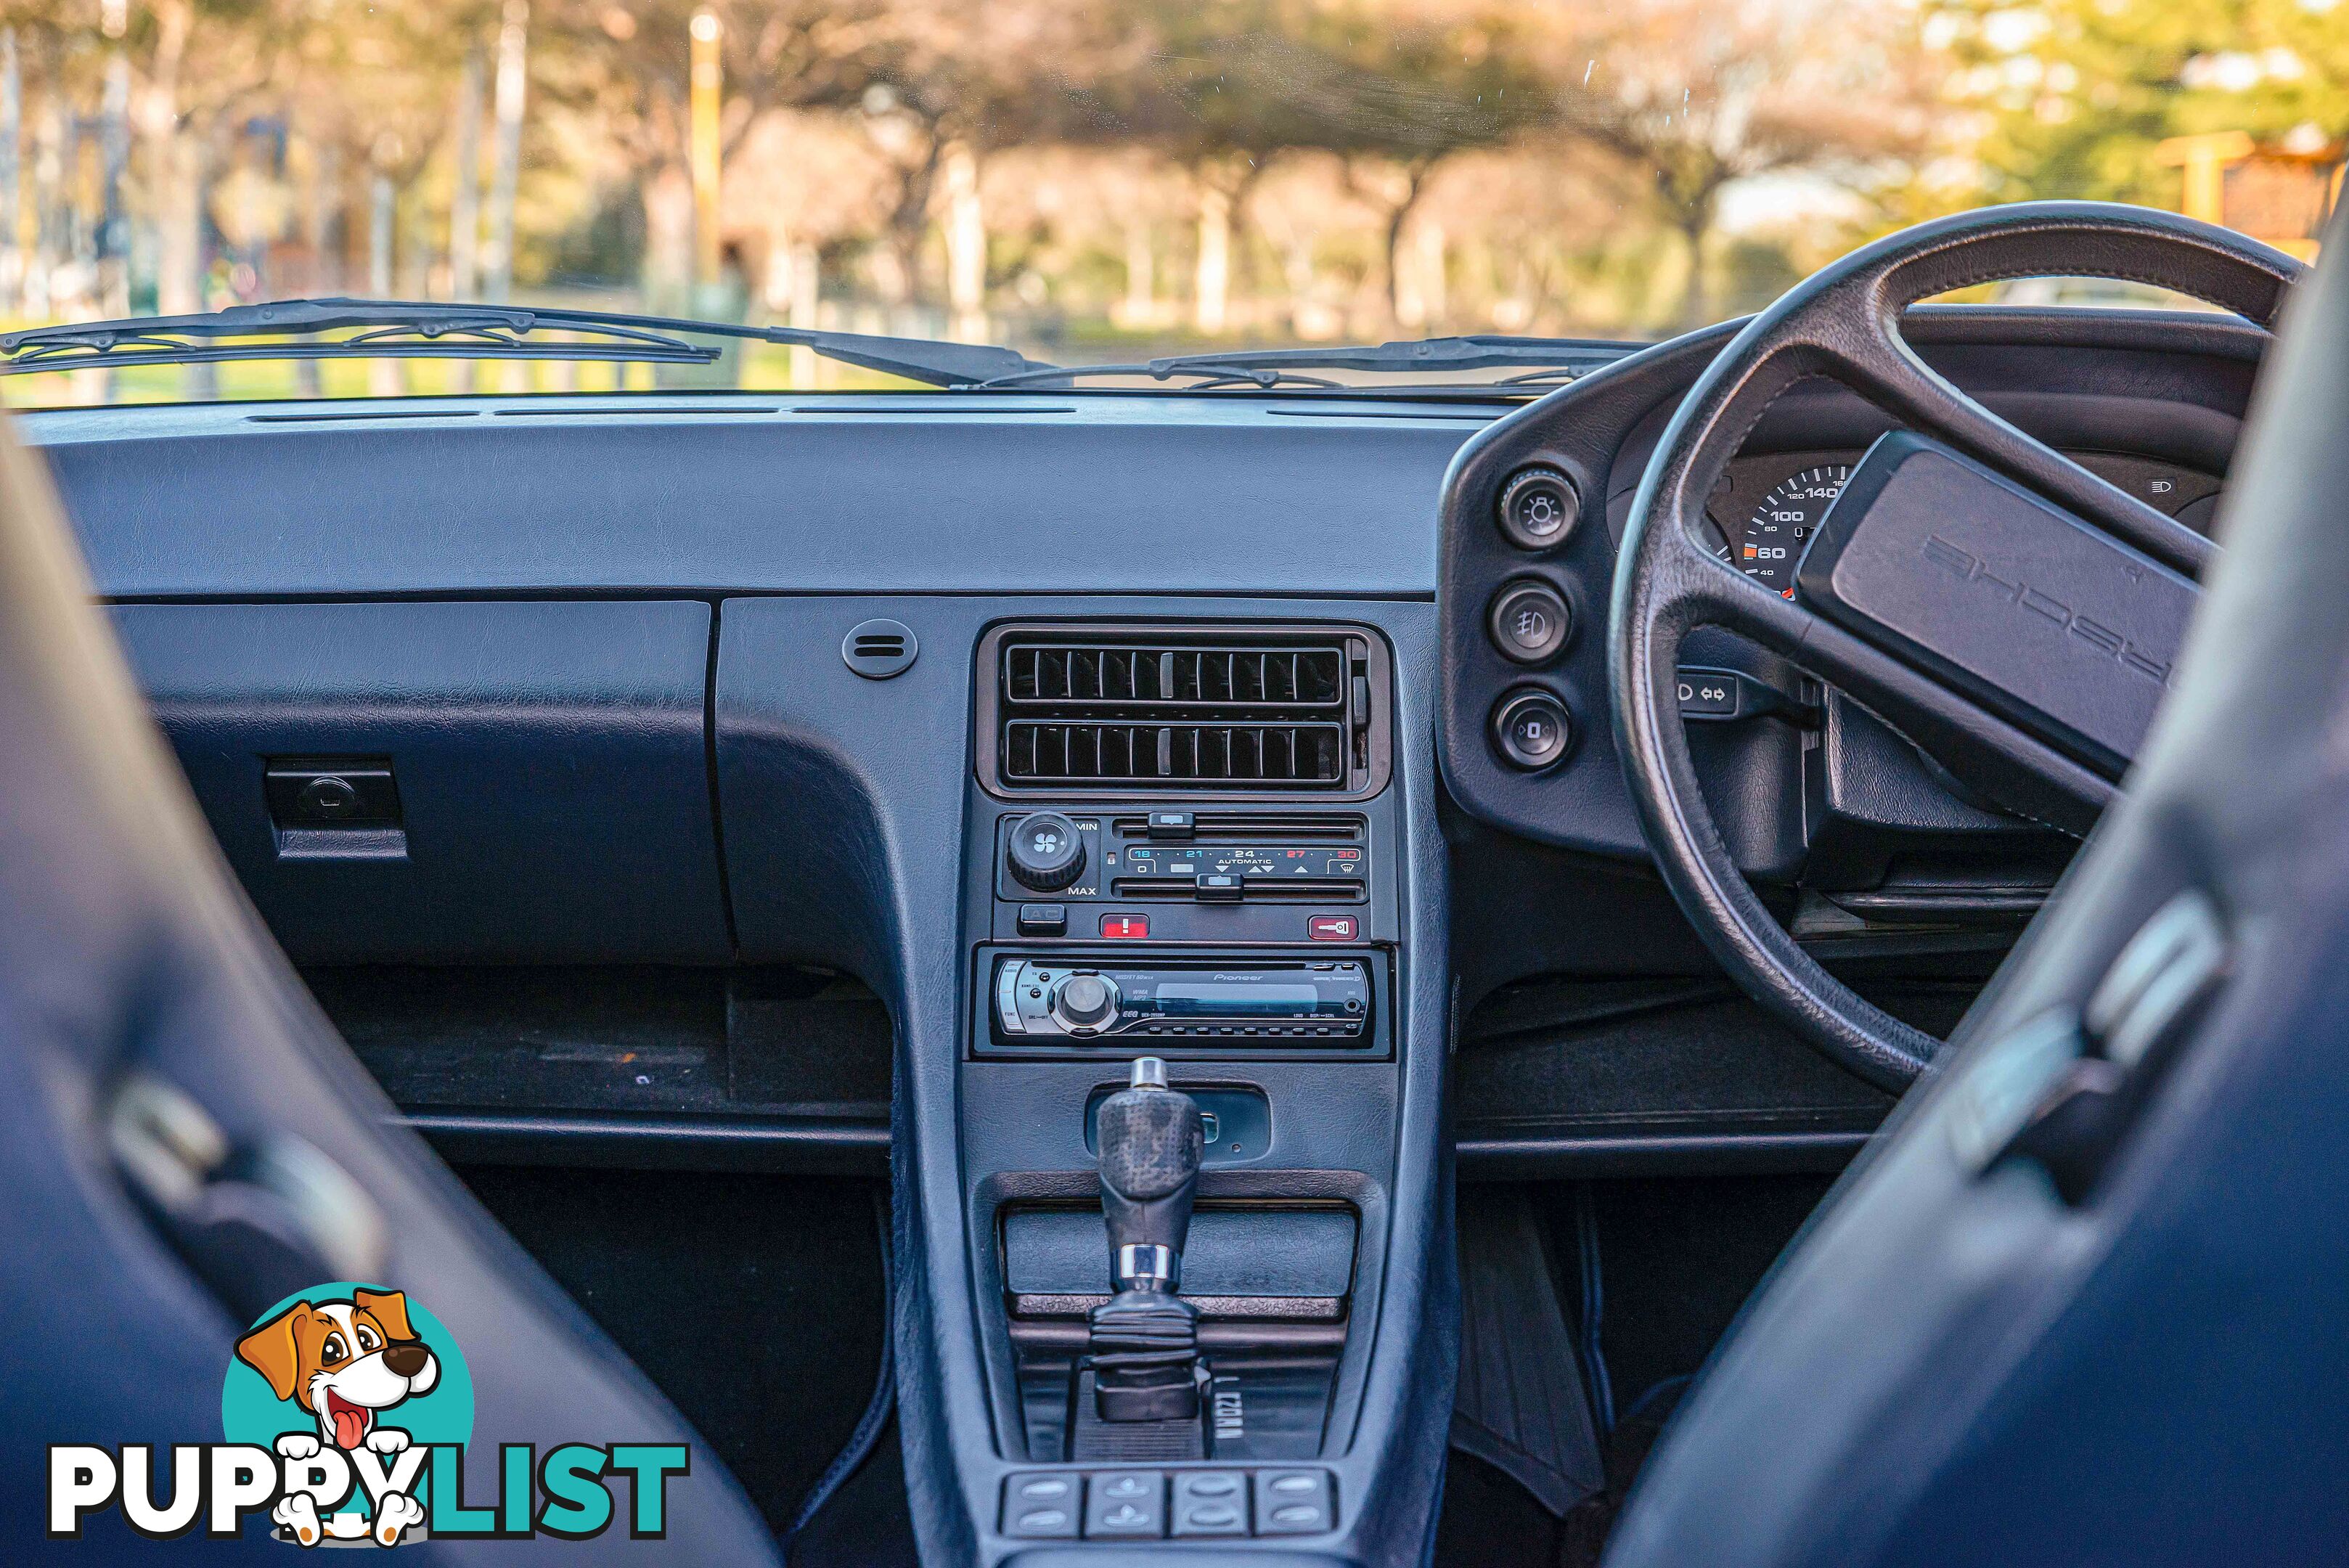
0, 0, 310, 312
1558, 0, 1932, 329
531, 0, 1120, 314
1121, 0, 1556, 327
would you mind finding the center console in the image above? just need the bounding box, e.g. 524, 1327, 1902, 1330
955, 621, 1432, 1556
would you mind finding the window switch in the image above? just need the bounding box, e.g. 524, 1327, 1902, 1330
1002, 1474, 1079, 1538
1254, 1470, 1335, 1535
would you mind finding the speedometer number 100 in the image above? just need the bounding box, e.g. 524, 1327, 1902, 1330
1736, 465, 1852, 596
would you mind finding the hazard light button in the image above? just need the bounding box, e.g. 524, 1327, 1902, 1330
1100, 914, 1151, 939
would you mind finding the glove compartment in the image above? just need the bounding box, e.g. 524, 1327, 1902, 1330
112, 600, 730, 963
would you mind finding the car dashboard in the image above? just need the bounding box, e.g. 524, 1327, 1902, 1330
26, 302, 2268, 1564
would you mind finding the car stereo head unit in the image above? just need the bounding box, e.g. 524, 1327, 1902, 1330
993, 955, 1370, 1044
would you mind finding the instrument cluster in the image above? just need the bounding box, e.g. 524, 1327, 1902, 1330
1703, 447, 2226, 596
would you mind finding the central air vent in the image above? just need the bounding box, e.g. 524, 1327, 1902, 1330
985, 626, 1386, 795
1007, 644, 1345, 709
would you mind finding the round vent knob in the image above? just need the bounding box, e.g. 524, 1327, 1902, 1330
1053, 973, 1119, 1030
1007, 812, 1087, 891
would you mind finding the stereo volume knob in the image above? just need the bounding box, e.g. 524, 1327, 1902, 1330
1054, 972, 1120, 1030
1008, 812, 1087, 891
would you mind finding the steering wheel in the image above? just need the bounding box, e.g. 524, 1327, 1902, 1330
1609, 201, 2301, 1091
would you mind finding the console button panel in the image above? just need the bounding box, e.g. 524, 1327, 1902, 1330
1000, 1470, 1338, 1541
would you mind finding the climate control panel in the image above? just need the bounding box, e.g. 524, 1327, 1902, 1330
994, 811, 1366, 900
982, 805, 1385, 947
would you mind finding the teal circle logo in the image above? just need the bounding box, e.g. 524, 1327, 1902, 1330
222, 1283, 473, 1544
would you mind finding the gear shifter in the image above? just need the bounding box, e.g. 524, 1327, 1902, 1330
1087, 1057, 1206, 1422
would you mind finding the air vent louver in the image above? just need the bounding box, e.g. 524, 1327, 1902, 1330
995, 631, 1370, 792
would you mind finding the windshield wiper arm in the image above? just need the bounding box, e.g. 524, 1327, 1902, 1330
982, 335, 1636, 391
975, 356, 1347, 391
0, 298, 1049, 388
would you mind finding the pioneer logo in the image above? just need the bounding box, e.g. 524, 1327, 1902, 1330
1922, 534, 2173, 688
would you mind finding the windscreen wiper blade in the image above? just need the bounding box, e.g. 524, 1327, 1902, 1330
979, 334, 1638, 390
976, 357, 1350, 391
0, 298, 1049, 388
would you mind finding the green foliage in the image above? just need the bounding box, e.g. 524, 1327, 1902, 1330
1942, 0, 2349, 203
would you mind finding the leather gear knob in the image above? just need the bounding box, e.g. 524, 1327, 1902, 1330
1097, 1082, 1204, 1201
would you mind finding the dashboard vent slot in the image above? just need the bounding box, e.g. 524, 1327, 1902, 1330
1006, 721, 1345, 785
1006, 644, 1344, 710
993, 629, 1376, 793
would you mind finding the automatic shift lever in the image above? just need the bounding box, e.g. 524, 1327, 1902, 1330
1087, 1057, 1206, 1421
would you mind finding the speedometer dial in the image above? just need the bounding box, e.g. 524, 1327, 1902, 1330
1736, 465, 1851, 596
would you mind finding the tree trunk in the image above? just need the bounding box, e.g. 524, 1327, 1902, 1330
1194, 186, 1230, 335
97, 54, 129, 317
1121, 216, 1153, 328
449, 52, 483, 301
941, 141, 985, 343
788, 239, 820, 385
139, 1, 198, 317
1413, 220, 1447, 332
483, 0, 528, 306
1, 30, 24, 317
1678, 205, 1714, 334
1380, 157, 1437, 327
641, 162, 693, 316
368, 173, 401, 396
875, 136, 941, 325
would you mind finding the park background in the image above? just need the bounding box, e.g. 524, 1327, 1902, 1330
0, 0, 2339, 399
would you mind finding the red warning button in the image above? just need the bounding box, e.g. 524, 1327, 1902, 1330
1308, 915, 1358, 942
1099, 913, 1151, 939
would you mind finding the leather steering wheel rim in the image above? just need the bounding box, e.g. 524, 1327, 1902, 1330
1608, 200, 2302, 1092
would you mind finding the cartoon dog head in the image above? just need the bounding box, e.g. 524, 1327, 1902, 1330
235, 1289, 440, 1451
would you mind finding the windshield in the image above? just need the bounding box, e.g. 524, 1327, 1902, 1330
0, 0, 2338, 404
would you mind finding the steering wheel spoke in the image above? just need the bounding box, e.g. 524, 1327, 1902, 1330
1611, 201, 2301, 1089
1820, 323, 2213, 580
1656, 473, 2112, 834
